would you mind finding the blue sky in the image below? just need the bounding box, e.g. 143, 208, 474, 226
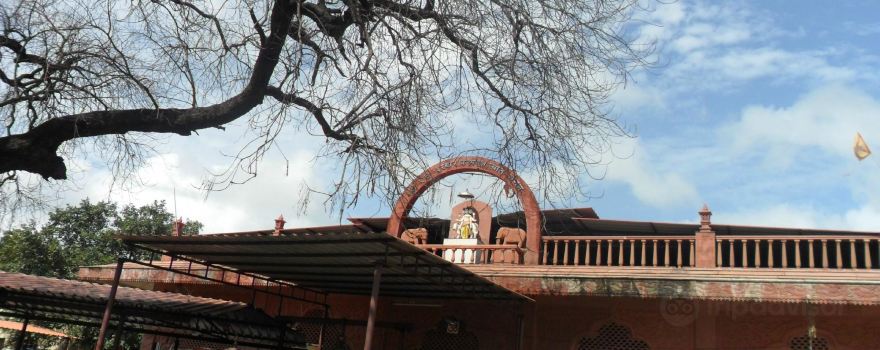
585, 0, 880, 228
43, 0, 880, 233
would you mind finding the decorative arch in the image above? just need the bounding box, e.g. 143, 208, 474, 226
387, 156, 542, 264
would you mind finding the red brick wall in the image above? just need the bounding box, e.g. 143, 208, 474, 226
144, 283, 880, 350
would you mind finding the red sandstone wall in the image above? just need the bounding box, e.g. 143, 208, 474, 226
526, 296, 880, 350
143, 283, 880, 350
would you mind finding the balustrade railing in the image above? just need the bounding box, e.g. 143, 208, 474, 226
715, 235, 879, 269
418, 244, 525, 264
537, 234, 880, 270
415, 233, 880, 271
541, 236, 695, 267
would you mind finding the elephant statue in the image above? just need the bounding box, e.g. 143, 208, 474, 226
401, 227, 429, 245
494, 227, 526, 264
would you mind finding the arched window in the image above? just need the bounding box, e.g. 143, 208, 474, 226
575, 322, 649, 350
299, 308, 326, 345
296, 308, 348, 350
789, 334, 830, 350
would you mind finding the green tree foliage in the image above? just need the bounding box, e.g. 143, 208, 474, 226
0, 222, 65, 276
42, 200, 120, 277
0, 199, 201, 279
0, 199, 202, 349
116, 201, 172, 236
116, 201, 203, 236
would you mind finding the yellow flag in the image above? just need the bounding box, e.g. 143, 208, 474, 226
855, 132, 871, 161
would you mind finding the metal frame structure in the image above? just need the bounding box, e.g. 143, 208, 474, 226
123, 246, 330, 307
0, 271, 308, 350
120, 232, 530, 300
119, 231, 532, 350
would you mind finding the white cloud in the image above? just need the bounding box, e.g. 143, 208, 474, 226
601, 2, 880, 231
704, 48, 856, 82
611, 82, 667, 114
635, 1, 686, 44
636, 1, 867, 89
56, 128, 332, 233
602, 81, 880, 231
713, 204, 823, 229
714, 203, 880, 232
603, 140, 700, 208
723, 85, 880, 159
671, 22, 751, 53
697, 84, 880, 231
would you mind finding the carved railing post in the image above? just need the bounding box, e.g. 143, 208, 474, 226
695, 204, 717, 268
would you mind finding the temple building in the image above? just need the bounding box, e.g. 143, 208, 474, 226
76, 157, 880, 350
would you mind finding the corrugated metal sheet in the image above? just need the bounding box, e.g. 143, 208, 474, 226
122, 231, 531, 301
570, 218, 699, 235
0, 271, 246, 315
347, 208, 601, 235
0, 271, 304, 348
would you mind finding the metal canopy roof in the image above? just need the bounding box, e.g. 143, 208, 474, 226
121, 231, 531, 301
0, 272, 305, 349
347, 208, 601, 235
570, 218, 699, 236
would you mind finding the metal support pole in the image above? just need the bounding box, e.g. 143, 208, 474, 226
364, 265, 382, 350
318, 307, 329, 346
276, 282, 285, 317
276, 327, 287, 350
172, 337, 180, 350
517, 312, 525, 350
14, 317, 29, 350
96, 259, 125, 350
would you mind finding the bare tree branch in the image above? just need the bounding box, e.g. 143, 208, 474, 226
1, 0, 652, 218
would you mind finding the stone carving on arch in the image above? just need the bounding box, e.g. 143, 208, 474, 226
387, 156, 542, 264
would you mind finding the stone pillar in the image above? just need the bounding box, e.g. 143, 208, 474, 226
163, 218, 185, 262
695, 204, 716, 268
172, 217, 185, 237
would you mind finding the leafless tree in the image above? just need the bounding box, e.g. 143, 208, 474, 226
0, 0, 650, 220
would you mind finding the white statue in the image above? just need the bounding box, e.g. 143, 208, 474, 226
451, 210, 479, 240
